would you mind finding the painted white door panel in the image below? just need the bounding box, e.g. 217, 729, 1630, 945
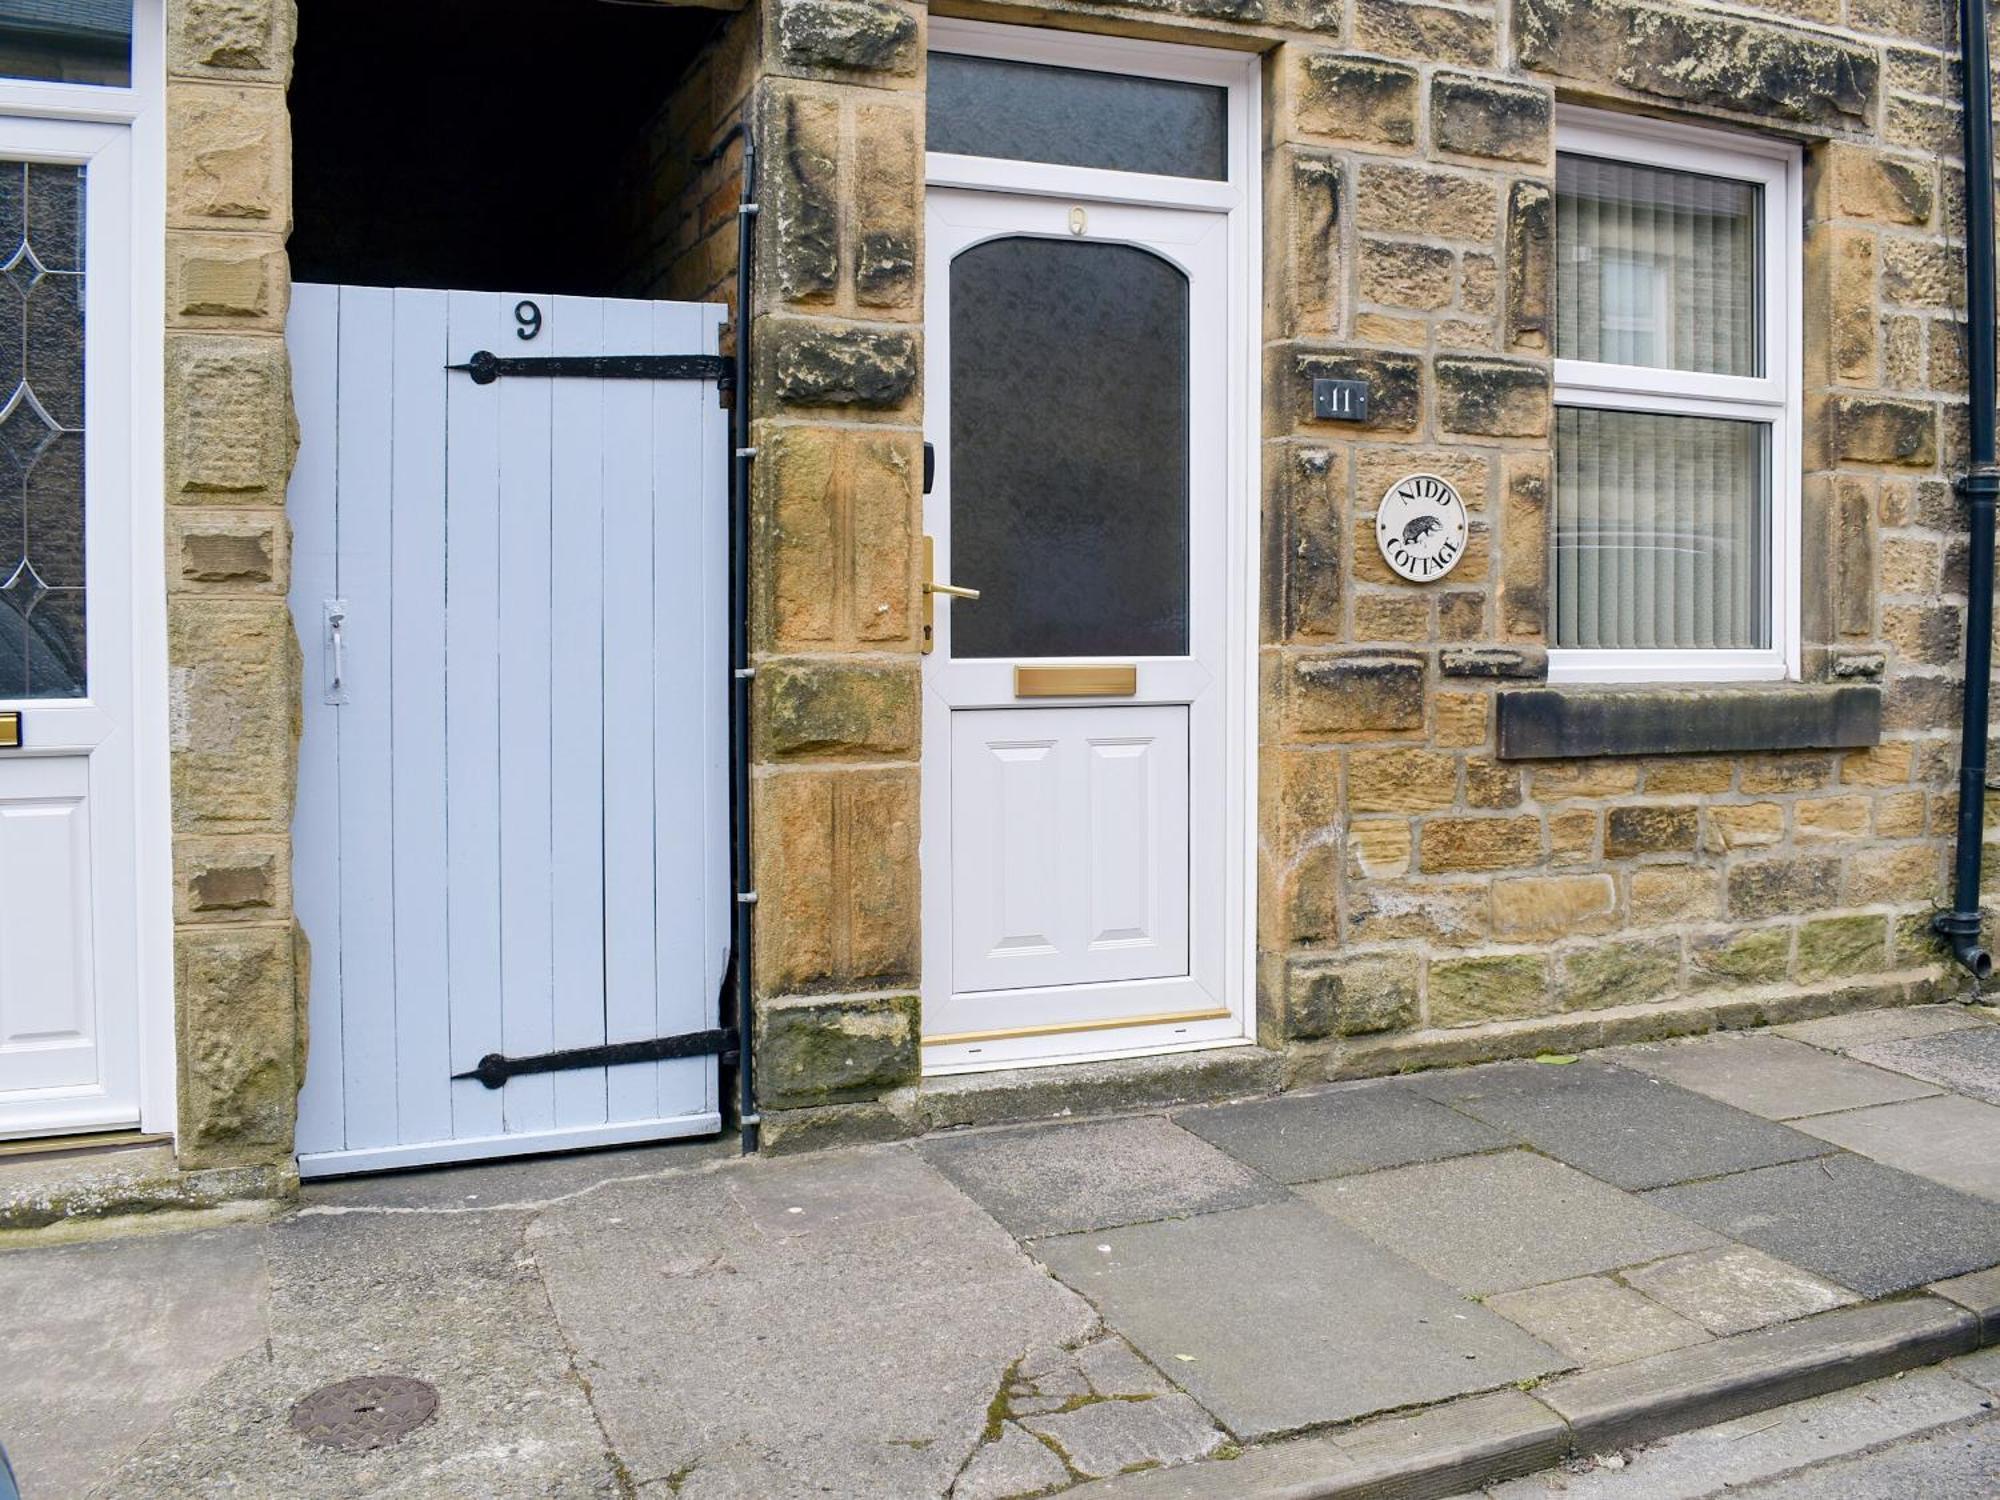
289, 285, 729, 1176
948, 705, 1188, 995
0, 758, 95, 1093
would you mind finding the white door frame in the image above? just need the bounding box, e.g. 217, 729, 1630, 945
921, 20, 1259, 1074
0, 3, 172, 1137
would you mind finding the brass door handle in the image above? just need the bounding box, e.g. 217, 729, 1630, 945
924, 580, 981, 600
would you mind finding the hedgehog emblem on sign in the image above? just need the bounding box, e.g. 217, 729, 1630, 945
1375, 474, 1470, 583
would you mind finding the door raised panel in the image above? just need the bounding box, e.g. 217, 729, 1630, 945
0, 758, 94, 1092
952, 704, 1189, 995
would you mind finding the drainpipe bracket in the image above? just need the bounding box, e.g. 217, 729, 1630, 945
1957, 469, 2000, 503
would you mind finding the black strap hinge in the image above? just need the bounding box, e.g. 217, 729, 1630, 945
447, 350, 732, 389
454, 1027, 739, 1089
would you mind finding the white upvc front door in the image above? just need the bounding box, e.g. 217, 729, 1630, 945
920, 185, 1247, 1072
0, 112, 150, 1137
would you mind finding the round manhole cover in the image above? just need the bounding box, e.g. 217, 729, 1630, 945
290, 1374, 440, 1453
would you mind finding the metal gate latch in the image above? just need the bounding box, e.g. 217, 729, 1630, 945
446, 350, 732, 389
454, 1028, 739, 1089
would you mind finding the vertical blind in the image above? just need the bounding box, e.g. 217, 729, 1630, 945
1554, 154, 1770, 651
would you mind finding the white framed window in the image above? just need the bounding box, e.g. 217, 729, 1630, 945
1550, 108, 1802, 684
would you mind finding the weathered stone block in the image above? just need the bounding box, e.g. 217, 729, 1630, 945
167, 84, 291, 227
1431, 74, 1551, 164
762, 91, 840, 304
1281, 345, 1423, 434
171, 0, 294, 80
1690, 926, 1792, 989
1347, 818, 1414, 880
1287, 652, 1426, 736
1295, 53, 1418, 148
169, 234, 286, 324
172, 511, 282, 589
1830, 396, 1938, 466
1705, 802, 1786, 852
1515, 0, 1878, 129
166, 335, 295, 502
1261, 748, 1342, 947
1274, 149, 1342, 339
1355, 163, 1498, 241
175, 835, 288, 923
1532, 761, 1642, 800
1348, 748, 1457, 812
1266, 444, 1343, 640
1283, 951, 1421, 1041
773, 0, 919, 77
1844, 843, 1941, 904
761, 318, 918, 408
1491, 872, 1617, 939
1436, 356, 1550, 438
1821, 144, 1934, 225
755, 767, 919, 992
1352, 0, 1494, 65
1436, 691, 1490, 748
1442, 647, 1546, 680
1606, 804, 1699, 858
1420, 815, 1543, 872
169, 599, 298, 832
1558, 935, 1679, 1010
1882, 236, 1964, 308
1882, 604, 1963, 666
1794, 795, 1873, 841
175, 923, 302, 1165
755, 991, 920, 1108
1727, 855, 1841, 920
853, 98, 918, 309
1499, 453, 1549, 638
1630, 866, 1720, 926
1359, 238, 1454, 310
1429, 953, 1550, 1025
1505, 180, 1553, 351
755, 657, 917, 759
1796, 914, 1889, 983
1349, 877, 1491, 946
1464, 755, 1521, 808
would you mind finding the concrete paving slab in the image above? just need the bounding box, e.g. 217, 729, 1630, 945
1409, 1060, 1834, 1190
1931, 1266, 2000, 1341
300, 1136, 738, 1212
1622, 1244, 1858, 1336
528, 1147, 1098, 1498
1605, 1033, 1940, 1119
1774, 1004, 1988, 1053
1064, 1390, 1569, 1499
1174, 1079, 1514, 1184
1485, 1275, 1709, 1367
1950, 1343, 2000, 1393
955, 1422, 1073, 1500
1301, 1150, 1720, 1295
1021, 1393, 1224, 1479
1795, 1093, 2000, 1200
0, 1222, 268, 1500
1645, 1153, 2000, 1297
1034, 1200, 1564, 1440
1724, 1414, 2000, 1497
1850, 1026, 2000, 1106
1485, 1364, 1994, 1499
1534, 1296, 1978, 1452
100, 1208, 621, 1499
918, 1115, 1285, 1238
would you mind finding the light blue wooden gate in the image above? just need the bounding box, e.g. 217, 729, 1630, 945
288, 285, 730, 1175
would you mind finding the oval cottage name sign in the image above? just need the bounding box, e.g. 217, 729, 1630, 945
1375, 473, 1470, 583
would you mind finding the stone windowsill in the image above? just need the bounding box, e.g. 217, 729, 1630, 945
1495, 683, 1883, 761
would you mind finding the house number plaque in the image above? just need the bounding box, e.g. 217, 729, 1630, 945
1375, 474, 1469, 583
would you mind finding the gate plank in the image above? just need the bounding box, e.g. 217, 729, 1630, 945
444, 291, 506, 1144
601, 297, 662, 1124
390, 289, 452, 1147
549, 295, 609, 1131
496, 290, 558, 1138
700, 302, 730, 1117
335, 286, 399, 1151
288, 283, 345, 1157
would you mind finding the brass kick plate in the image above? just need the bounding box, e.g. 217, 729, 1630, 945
0, 711, 17, 749
1015, 664, 1138, 698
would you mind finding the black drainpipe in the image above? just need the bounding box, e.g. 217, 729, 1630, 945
1938, 0, 2000, 979
700, 119, 761, 1147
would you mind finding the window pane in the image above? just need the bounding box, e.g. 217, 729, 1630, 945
0, 0, 131, 87
950, 237, 1189, 659
1556, 154, 1762, 377
928, 52, 1226, 181
1554, 408, 1770, 651
0, 160, 86, 698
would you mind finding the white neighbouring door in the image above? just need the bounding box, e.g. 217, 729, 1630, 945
0, 118, 151, 1138
288, 286, 730, 1176
921, 188, 1247, 1071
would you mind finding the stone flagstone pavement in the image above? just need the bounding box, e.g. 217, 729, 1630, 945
10, 1002, 2000, 1497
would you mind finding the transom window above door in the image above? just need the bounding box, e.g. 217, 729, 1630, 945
1551, 110, 1801, 684
0, 0, 132, 87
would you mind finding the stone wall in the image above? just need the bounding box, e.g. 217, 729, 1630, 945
164, 0, 303, 1178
